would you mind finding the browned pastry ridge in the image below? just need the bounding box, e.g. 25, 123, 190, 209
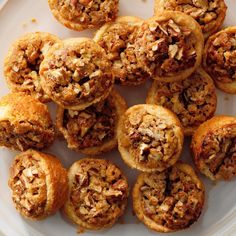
63, 158, 129, 230
133, 11, 204, 82
154, 0, 227, 38
0, 93, 55, 151
191, 116, 236, 181
4, 32, 61, 103
94, 16, 150, 86
8, 149, 68, 220
48, 0, 119, 31
56, 89, 127, 155
133, 162, 205, 233
118, 104, 184, 172
203, 27, 236, 94
146, 68, 217, 136
39, 38, 114, 110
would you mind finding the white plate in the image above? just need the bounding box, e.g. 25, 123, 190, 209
0, 0, 235, 235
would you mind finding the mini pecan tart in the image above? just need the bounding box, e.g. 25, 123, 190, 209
63, 158, 129, 230
117, 104, 184, 172
8, 149, 68, 220
4, 32, 61, 103
146, 68, 217, 136
133, 162, 205, 232
48, 0, 119, 31
94, 16, 150, 86
191, 116, 236, 181
0, 93, 55, 151
39, 38, 114, 110
203, 27, 236, 94
133, 11, 204, 82
56, 89, 127, 155
154, 0, 227, 38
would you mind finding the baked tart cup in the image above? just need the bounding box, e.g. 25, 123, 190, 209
146, 68, 217, 136
39, 38, 114, 110
191, 116, 236, 181
63, 158, 129, 230
4, 32, 61, 103
154, 0, 227, 39
117, 104, 184, 172
133, 162, 205, 233
94, 16, 150, 86
48, 0, 119, 31
133, 11, 204, 82
203, 27, 236, 94
0, 93, 55, 151
8, 149, 68, 220
56, 89, 127, 155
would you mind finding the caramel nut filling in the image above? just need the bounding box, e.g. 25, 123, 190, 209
48, 0, 119, 31
4, 32, 60, 103
40, 39, 114, 110
155, 0, 227, 37
66, 158, 129, 229
146, 69, 217, 135
133, 163, 205, 232
95, 17, 150, 85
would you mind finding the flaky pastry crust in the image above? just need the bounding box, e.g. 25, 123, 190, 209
63, 158, 129, 230
191, 116, 236, 181
8, 149, 68, 220
146, 68, 217, 136
0, 93, 55, 151
133, 162, 205, 232
117, 104, 184, 172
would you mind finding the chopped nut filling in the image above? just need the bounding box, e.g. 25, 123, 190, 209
63, 96, 116, 149
205, 31, 236, 83
134, 19, 197, 77
140, 166, 204, 230
201, 125, 236, 179
9, 155, 47, 218
157, 0, 226, 35
97, 21, 149, 85
70, 160, 128, 227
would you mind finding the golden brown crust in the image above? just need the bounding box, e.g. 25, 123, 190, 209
146, 68, 217, 136
117, 104, 184, 172
48, 0, 119, 31
133, 11, 204, 82
8, 149, 68, 220
133, 162, 205, 232
94, 16, 150, 86
154, 0, 227, 38
203, 27, 236, 94
4, 32, 61, 103
191, 116, 236, 181
0, 93, 55, 151
39, 38, 114, 110
63, 158, 129, 230
56, 89, 127, 155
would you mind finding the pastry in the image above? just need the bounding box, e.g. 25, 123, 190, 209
4, 32, 60, 103
63, 158, 129, 230
133, 11, 204, 82
203, 27, 236, 94
56, 89, 127, 155
191, 116, 236, 181
117, 104, 184, 172
94, 16, 150, 86
0, 93, 55, 151
133, 162, 205, 232
39, 38, 114, 110
48, 0, 119, 31
146, 68, 217, 136
8, 149, 68, 220
154, 0, 227, 38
